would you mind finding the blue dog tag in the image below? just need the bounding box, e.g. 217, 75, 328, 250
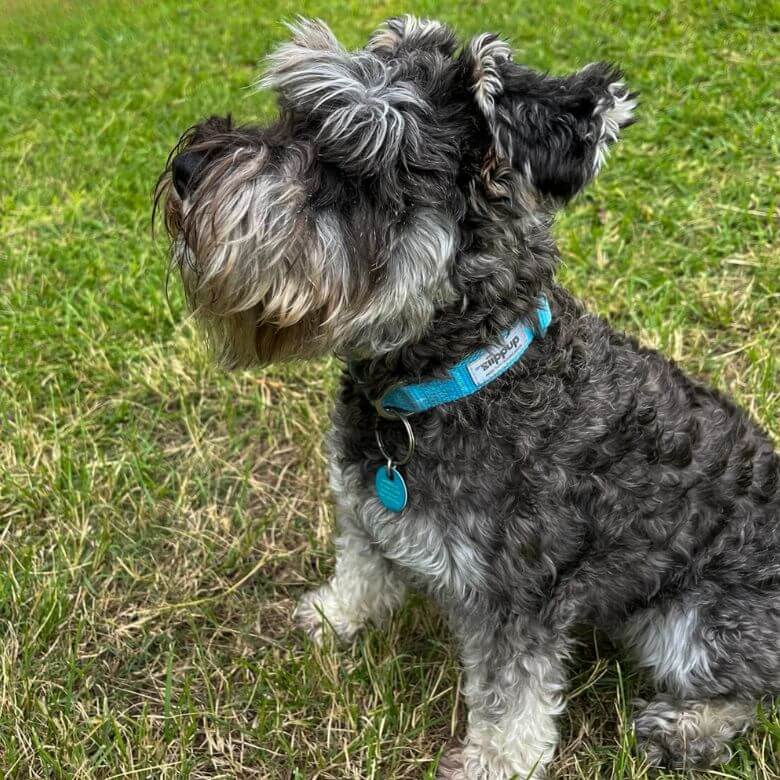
375, 465, 408, 512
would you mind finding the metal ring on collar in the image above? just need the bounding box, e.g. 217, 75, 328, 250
373, 383, 405, 420
374, 413, 415, 466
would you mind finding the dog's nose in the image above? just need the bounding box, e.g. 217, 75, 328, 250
172, 150, 206, 198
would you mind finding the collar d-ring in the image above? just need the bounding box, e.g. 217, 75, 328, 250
374, 412, 415, 467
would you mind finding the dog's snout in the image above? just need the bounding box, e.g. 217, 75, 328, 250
172, 150, 206, 198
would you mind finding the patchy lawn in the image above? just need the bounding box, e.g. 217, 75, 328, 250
1, 0, 777, 777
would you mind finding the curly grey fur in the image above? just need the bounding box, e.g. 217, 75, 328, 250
158, 16, 779, 778
632, 695, 755, 769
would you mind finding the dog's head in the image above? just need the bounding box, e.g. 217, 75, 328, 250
157, 17, 636, 367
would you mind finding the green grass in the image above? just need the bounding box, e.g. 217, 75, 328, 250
1, 0, 778, 777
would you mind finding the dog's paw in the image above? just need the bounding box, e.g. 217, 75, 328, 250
294, 585, 359, 645
294, 587, 335, 645
436, 746, 467, 780
635, 715, 730, 769
294, 590, 324, 644
633, 697, 749, 770
436, 743, 546, 779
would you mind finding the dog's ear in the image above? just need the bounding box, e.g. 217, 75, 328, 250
462, 35, 637, 203
367, 15, 457, 58
261, 18, 429, 176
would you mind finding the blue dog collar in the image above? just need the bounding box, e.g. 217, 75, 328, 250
367, 296, 551, 513
377, 296, 552, 416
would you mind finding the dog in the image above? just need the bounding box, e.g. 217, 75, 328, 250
156, 16, 779, 778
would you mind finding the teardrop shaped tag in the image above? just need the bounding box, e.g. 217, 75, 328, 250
375, 465, 408, 512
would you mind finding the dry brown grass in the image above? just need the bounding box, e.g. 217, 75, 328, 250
1, 0, 777, 776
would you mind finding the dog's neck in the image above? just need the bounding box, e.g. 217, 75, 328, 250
346, 201, 561, 398
349, 272, 555, 398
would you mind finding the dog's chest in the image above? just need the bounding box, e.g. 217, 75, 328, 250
326, 403, 542, 600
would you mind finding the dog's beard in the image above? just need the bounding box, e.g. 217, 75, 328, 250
157, 145, 356, 367
171, 228, 346, 368
157, 124, 461, 367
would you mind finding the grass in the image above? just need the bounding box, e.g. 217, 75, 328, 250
0, 0, 778, 777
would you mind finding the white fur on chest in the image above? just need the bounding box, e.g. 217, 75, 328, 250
329, 452, 491, 603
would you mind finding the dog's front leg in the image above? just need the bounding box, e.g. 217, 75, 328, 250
295, 508, 407, 645
438, 618, 567, 779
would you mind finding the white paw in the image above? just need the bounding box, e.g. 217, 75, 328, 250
293, 589, 328, 645
436, 742, 547, 779
436, 746, 468, 779
293, 585, 359, 645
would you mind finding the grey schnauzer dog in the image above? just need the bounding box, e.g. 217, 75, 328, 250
157, 16, 779, 778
